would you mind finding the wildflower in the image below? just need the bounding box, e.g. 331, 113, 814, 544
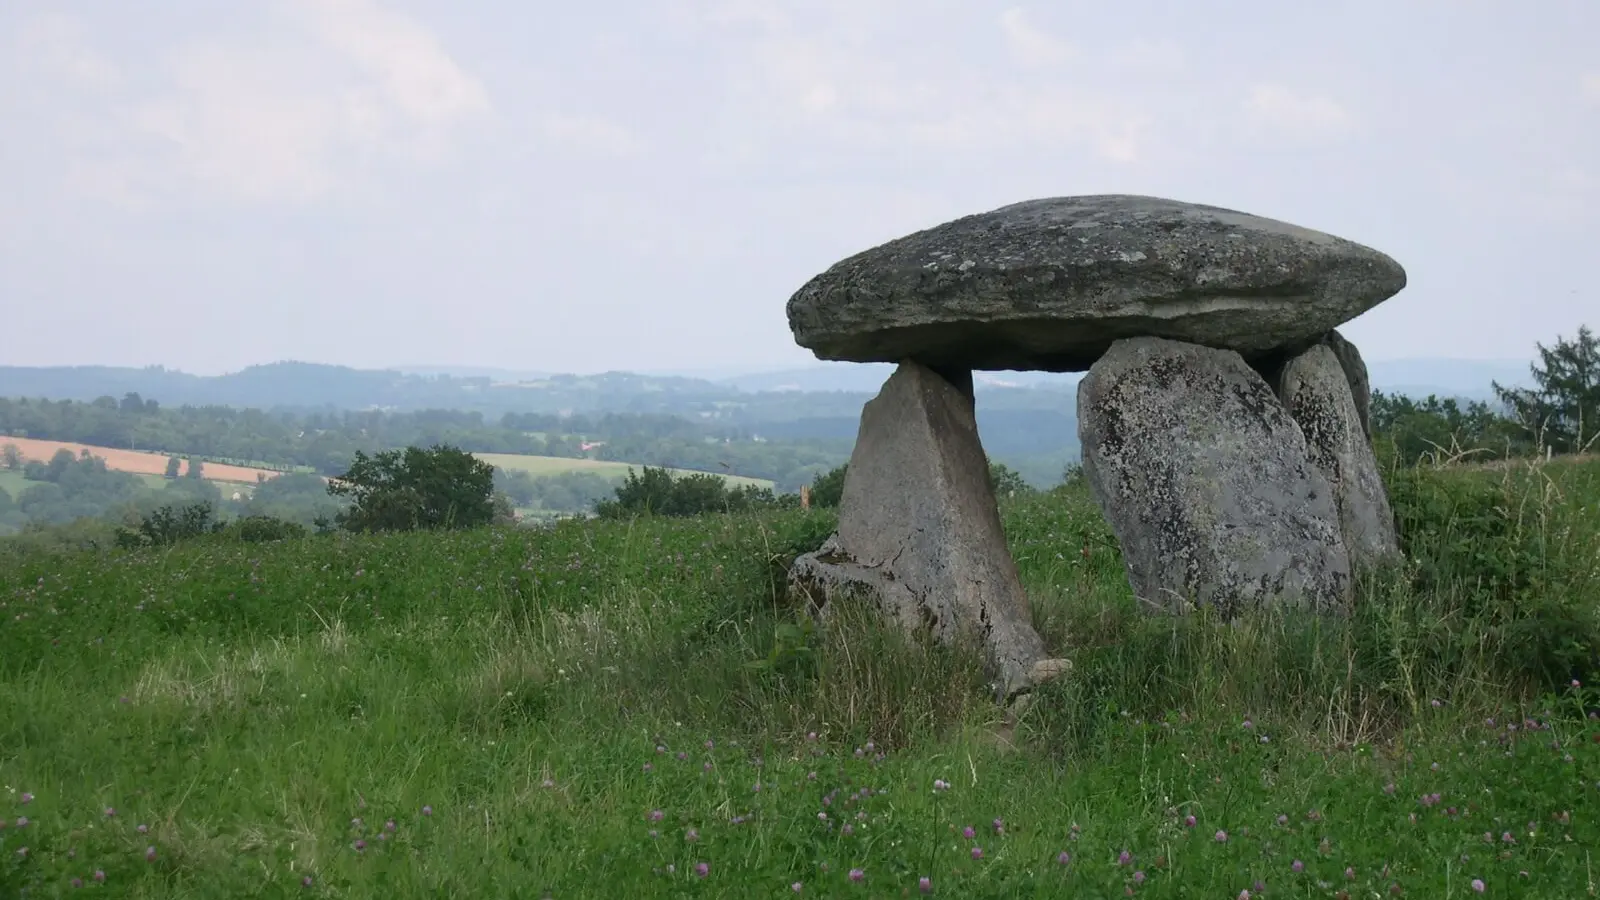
105, 807, 116, 817
1292, 859, 1304, 873
685, 828, 699, 842
993, 817, 1004, 834
971, 846, 983, 859
422, 805, 433, 816
1215, 830, 1229, 842
919, 876, 933, 893
1057, 851, 1071, 865
354, 839, 366, 852
1184, 815, 1196, 828
695, 862, 709, 878
1276, 814, 1288, 826
962, 825, 975, 839
1117, 850, 1132, 865
303, 876, 313, 887
933, 779, 949, 792
18, 792, 32, 804
145, 846, 157, 862
792, 883, 803, 893
1471, 878, 1485, 892
137, 823, 149, 833
849, 868, 864, 882
94, 871, 106, 882
1346, 867, 1356, 880
1134, 870, 1146, 884
649, 809, 664, 822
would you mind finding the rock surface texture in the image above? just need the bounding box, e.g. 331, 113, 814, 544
787, 195, 1407, 372
787, 361, 1067, 701
1320, 329, 1373, 438
1276, 343, 1400, 572
1078, 337, 1352, 615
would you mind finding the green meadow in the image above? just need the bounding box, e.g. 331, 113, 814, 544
473, 453, 775, 490
1, 459, 1597, 897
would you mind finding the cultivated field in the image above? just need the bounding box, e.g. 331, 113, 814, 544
475, 452, 775, 489
0, 459, 1596, 896
0, 437, 285, 485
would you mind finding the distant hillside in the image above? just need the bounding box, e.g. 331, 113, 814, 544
0, 356, 1532, 490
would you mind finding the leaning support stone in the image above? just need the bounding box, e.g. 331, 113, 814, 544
1320, 329, 1374, 439
787, 360, 1069, 702
1078, 337, 1353, 616
1276, 342, 1400, 574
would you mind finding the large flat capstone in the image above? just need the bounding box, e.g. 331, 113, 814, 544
1078, 337, 1353, 615
787, 195, 1406, 372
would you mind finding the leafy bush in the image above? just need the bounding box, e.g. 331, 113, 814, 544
115, 502, 222, 548
595, 466, 798, 519
328, 445, 497, 533
219, 514, 308, 543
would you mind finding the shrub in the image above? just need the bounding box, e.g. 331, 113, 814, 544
1384, 461, 1600, 690
218, 514, 308, 543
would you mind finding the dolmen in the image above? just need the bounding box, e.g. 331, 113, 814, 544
783, 195, 1407, 704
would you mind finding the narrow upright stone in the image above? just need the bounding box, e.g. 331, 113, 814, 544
788, 361, 1065, 700
1277, 342, 1400, 573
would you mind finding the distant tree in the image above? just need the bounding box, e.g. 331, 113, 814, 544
809, 464, 848, 508
46, 449, 76, 483
119, 392, 145, 414
987, 460, 1033, 498
185, 457, 204, 479
165, 455, 183, 478
1493, 324, 1600, 455
327, 444, 497, 532
1, 443, 20, 470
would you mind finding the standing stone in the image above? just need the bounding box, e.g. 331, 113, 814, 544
1321, 329, 1373, 438
787, 361, 1067, 701
1277, 343, 1400, 572
1078, 337, 1352, 616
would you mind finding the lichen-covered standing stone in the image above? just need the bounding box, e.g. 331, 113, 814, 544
787, 195, 1407, 372
1276, 342, 1400, 573
787, 361, 1068, 701
1078, 337, 1352, 615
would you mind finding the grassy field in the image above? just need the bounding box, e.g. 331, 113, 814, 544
475, 452, 775, 490
0, 468, 26, 497
1, 459, 1597, 897
0, 469, 253, 500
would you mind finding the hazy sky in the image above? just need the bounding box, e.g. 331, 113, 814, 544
2, 0, 1596, 376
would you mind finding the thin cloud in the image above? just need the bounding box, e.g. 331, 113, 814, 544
999, 8, 1075, 67
1242, 83, 1355, 140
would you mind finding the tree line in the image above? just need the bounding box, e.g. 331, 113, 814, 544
0, 395, 849, 491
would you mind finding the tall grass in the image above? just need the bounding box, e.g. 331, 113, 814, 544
1, 458, 1596, 896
